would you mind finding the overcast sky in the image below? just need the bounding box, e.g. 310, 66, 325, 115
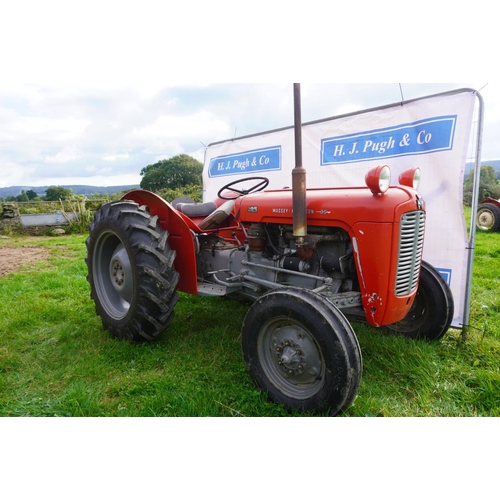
1, 2, 496, 190
0, 82, 496, 189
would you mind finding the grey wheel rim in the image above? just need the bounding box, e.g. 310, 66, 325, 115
257, 316, 325, 400
93, 231, 133, 320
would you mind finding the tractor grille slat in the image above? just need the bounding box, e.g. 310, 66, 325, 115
395, 211, 425, 296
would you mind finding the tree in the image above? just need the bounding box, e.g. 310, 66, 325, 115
16, 190, 29, 202
140, 154, 203, 192
26, 190, 38, 200
44, 186, 73, 201
463, 165, 500, 206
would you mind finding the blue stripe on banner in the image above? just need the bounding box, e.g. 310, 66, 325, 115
321, 116, 457, 165
208, 146, 282, 178
436, 268, 452, 287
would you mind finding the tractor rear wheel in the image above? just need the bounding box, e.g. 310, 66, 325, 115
384, 261, 454, 341
241, 288, 362, 416
86, 200, 179, 342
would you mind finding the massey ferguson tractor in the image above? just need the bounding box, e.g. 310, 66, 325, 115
85, 85, 454, 416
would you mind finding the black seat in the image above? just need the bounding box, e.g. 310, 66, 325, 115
176, 202, 217, 218
171, 196, 217, 218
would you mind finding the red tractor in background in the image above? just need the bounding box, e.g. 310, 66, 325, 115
85, 86, 454, 416
476, 198, 500, 232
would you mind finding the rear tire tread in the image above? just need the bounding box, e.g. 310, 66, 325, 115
86, 200, 179, 342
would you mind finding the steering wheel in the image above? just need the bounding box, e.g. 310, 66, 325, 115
217, 177, 270, 200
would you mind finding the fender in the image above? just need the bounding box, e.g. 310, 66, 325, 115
122, 190, 199, 295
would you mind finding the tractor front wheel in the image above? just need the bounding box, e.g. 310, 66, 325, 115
86, 200, 179, 342
384, 261, 454, 341
241, 288, 362, 416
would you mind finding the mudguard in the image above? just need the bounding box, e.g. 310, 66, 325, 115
122, 190, 199, 295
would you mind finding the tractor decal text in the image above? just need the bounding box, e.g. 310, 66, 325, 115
208, 146, 282, 178
321, 115, 457, 165
271, 208, 317, 215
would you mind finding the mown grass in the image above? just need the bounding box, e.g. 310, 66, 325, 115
0, 229, 499, 417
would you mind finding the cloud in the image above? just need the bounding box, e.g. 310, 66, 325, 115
102, 153, 130, 162
11, 117, 89, 139
1, 83, 498, 188
0, 161, 36, 188
131, 109, 230, 158
44, 146, 83, 164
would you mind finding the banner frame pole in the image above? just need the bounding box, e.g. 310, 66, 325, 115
463, 90, 485, 334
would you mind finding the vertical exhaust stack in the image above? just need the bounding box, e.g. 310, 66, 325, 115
292, 83, 308, 249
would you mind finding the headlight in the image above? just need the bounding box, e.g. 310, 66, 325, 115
399, 167, 421, 190
365, 165, 391, 195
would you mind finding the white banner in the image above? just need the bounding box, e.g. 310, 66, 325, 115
203, 90, 477, 328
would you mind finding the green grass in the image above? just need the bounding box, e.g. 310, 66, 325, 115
1, 229, 499, 417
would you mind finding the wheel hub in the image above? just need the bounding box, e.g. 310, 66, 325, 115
109, 243, 133, 303
271, 329, 321, 384
478, 210, 494, 230
277, 340, 304, 374
112, 261, 125, 287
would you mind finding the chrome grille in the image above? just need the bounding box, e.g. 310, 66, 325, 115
395, 211, 425, 296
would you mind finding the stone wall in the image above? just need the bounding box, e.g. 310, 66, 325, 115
0, 203, 68, 235
0, 203, 22, 233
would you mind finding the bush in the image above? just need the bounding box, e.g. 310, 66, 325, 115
464, 165, 500, 206
60, 198, 100, 234
156, 184, 203, 204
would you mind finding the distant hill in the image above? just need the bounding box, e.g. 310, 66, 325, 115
465, 160, 500, 178
2, 162, 499, 199
0, 185, 140, 199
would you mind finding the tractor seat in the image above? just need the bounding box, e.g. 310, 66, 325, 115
175, 201, 217, 218
172, 196, 235, 230
172, 196, 216, 217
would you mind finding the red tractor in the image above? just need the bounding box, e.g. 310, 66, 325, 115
476, 198, 500, 232
85, 88, 454, 416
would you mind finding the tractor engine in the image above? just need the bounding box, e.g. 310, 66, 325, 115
196, 222, 360, 309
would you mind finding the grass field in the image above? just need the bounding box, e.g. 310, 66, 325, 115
1, 228, 499, 417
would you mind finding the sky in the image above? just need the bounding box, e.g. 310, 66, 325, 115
1, 1, 496, 191
0, 82, 497, 189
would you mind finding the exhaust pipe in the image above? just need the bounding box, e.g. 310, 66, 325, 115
292, 83, 307, 247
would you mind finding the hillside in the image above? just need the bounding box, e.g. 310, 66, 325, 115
2, 160, 498, 199
465, 159, 500, 178
0, 184, 140, 199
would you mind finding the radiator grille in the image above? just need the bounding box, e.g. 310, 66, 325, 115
395, 211, 425, 296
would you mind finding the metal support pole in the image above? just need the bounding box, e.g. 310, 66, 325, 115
463, 90, 485, 335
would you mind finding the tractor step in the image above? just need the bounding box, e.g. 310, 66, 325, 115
197, 283, 227, 297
